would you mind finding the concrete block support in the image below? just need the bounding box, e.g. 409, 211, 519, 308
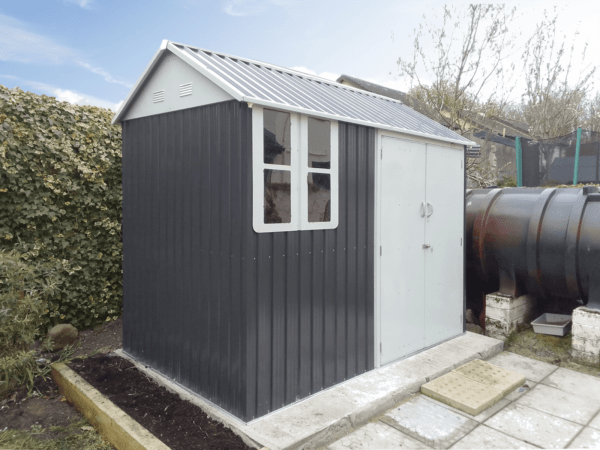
485, 293, 538, 340
572, 307, 600, 365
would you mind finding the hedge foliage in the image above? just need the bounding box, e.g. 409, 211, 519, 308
0, 85, 122, 331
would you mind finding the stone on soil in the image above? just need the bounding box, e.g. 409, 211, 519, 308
47, 324, 78, 350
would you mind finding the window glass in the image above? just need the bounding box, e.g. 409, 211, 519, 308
264, 109, 291, 165
264, 169, 291, 223
307, 173, 331, 223
308, 117, 330, 169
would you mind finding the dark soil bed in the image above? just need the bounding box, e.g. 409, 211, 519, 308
68, 354, 251, 450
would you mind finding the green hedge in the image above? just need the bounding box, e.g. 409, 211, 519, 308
0, 85, 122, 330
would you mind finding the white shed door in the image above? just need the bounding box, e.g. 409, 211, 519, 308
424, 144, 464, 347
379, 137, 463, 365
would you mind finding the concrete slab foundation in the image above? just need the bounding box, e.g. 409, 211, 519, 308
115, 332, 503, 450
571, 306, 600, 365
485, 293, 538, 340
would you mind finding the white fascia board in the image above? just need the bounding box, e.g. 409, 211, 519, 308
112, 41, 170, 125
166, 43, 245, 102
166, 40, 407, 107
245, 97, 476, 147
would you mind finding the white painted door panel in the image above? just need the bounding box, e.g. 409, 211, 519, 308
380, 137, 426, 364
424, 145, 464, 346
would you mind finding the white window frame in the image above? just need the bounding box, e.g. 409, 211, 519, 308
252, 105, 339, 233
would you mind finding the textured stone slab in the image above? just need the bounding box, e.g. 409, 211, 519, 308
568, 427, 600, 449
487, 352, 557, 383
421, 371, 503, 416
590, 412, 600, 431
486, 403, 582, 449
453, 359, 525, 394
421, 359, 524, 416
449, 424, 537, 449
541, 367, 600, 401
381, 396, 477, 449
327, 422, 430, 450
516, 384, 600, 425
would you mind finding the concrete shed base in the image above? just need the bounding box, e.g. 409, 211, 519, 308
116, 332, 503, 450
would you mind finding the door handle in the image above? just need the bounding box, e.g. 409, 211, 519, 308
422, 244, 431, 249
427, 202, 434, 218
420, 201, 426, 217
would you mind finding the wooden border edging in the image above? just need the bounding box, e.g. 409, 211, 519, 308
51, 362, 171, 450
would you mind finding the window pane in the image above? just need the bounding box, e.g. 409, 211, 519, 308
308, 117, 330, 169
264, 169, 291, 223
307, 173, 331, 223
264, 109, 291, 165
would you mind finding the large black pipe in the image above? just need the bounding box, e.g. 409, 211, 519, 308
466, 187, 600, 310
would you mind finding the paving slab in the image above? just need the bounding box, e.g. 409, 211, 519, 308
425, 397, 510, 423
421, 371, 504, 416
449, 425, 537, 449
567, 427, 600, 449
421, 359, 524, 416
486, 403, 582, 449
504, 380, 536, 402
453, 359, 525, 393
381, 396, 478, 449
487, 352, 557, 383
516, 383, 600, 425
327, 422, 432, 450
541, 367, 600, 402
589, 411, 600, 431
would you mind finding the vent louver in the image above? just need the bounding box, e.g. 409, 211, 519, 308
152, 90, 165, 103
180, 83, 192, 97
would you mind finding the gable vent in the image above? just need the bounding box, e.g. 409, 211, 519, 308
180, 83, 192, 97
152, 90, 165, 103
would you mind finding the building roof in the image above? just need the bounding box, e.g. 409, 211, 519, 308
336, 74, 414, 104
113, 40, 475, 146
337, 74, 533, 141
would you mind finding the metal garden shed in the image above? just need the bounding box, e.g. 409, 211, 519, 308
112, 40, 476, 422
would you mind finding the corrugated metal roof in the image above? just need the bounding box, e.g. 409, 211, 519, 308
114, 40, 475, 146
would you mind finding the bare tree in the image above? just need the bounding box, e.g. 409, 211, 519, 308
583, 92, 600, 132
520, 7, 596, 140
395, 4, 520, 186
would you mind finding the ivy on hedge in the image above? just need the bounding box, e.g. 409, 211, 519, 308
0, 85, 122, 331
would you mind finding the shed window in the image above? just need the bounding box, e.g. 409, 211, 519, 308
253, 106, 339, 232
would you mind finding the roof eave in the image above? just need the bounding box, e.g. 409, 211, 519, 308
246, 97, 475, 147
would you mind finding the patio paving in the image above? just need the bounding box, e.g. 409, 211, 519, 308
327, 352, 600, 450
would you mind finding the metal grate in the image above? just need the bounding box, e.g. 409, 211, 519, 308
152, 90, 165, 103
180, 83, 192, 97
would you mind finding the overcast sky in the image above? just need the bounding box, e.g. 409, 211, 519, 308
1, 0, 598, 112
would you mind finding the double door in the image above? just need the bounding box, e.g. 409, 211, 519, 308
379, 137, 464, 365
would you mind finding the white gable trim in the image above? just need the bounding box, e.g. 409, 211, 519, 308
120, 51, 234, 122
112, 40, 168, 125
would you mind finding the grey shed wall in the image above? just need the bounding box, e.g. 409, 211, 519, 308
122, 100, 375, 422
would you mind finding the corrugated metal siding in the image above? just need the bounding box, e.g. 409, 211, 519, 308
123, 101, 250, 419
122, 101, 374, 422
243, 121, 375, 420
169, 43, 471, 145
